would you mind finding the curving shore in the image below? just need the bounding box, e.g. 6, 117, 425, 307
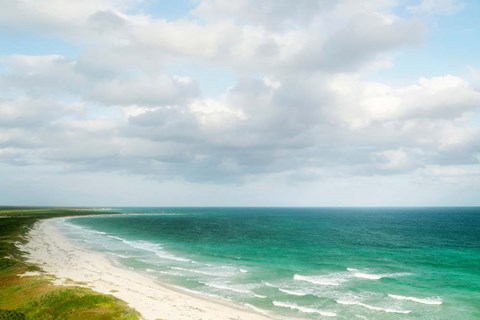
21, 218, 273, 320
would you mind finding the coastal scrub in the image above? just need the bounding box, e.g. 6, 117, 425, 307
0, 208, 140, 320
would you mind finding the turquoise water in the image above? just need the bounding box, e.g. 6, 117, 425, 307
57, 208, 480, 319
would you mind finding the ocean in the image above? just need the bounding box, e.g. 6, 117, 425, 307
54, 207, 480, 319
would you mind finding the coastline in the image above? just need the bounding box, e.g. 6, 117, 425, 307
21, 218, 274, 320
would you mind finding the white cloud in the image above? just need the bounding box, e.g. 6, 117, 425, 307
331, 75, 480, 128
189, 99, 247, 129
89, 75, 199, 106
0, 0, 479, 205
0, 55, 87, 96
193, 0, 331, 30
371, 148, 419, 171
416, 164, 480, 187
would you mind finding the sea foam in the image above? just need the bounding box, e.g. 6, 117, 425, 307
388, 294, 443, 305
278, 288, 308, 296
294, 273, 346, 286
347, 268, 411, 280
201, 282, 251, 294
121, 239, 191, 262
273, 301, 337, 317
170, 266, 237, 277
337, 299, 411, 314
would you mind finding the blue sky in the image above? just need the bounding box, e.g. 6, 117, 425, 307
374, 1, 480, 83
0, 0, 479, 206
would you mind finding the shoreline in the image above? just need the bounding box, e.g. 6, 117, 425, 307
21, 218, 274, 320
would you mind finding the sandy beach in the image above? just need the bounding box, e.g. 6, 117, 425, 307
21, 218, 273, 320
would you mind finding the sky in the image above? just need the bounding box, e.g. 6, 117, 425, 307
0, 0, 479, 207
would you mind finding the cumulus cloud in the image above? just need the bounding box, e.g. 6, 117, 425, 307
89, 75, 199, 106
331, 75, 480, 128
0, 0, 140, 34
295, 11, 424, 73
0, 0, 479, 205
194, 0, 332, 30
0, 55, 87, 96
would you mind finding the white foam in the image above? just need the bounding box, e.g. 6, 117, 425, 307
254, 294, 267, 299
123, 240, 191, 262
62, 223, 191, 263
156, 252, 190, 262
239, 268, 248, 273
278, 288, 308, 296
123, 240, 163, 252
201, 282, 251, 294
109, 252, 129, 259
388, 294, 443, 305
348, 267, 380, 280
120, 213, 185, 217
107, 235, 125, 241
171, 266, 234, 277
273, 301, 337, 317
347, 268, 411, 280
386, 272, 411, 277
353, 273, 383, 280
337, 300, 411, 314
294, 274, 346, 286
63, 222, 106, 235
244, 304, 271, 316
156, 270, 183, 276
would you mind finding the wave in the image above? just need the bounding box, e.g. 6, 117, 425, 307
118, 239, 191, 262
171, 267, 218, 276
170, 266, 236, 277
278, 288, 308, 296
121, 239, 163, 252
106, 235, 125, 241
156, 270, 184, 276
337, 300, 411, 314
108, 252, 129, 259
63, 222, 107, 235
272, 301, 337, 317
294, 273, 346, 286
347, 268, 411, 280
352, 272, 383, 280
244, 304, 271, 316
388, 294, 443, 305
293, 269, 409, 288
119, 213, 186, 217
201, 282, 251, 294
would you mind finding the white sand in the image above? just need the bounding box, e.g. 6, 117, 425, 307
21, 218, 274, 320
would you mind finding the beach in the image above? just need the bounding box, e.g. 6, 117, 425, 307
21, 218, 273, 320
18, 208, 480, 319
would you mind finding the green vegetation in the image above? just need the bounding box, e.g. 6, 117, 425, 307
0, 207, 141, 320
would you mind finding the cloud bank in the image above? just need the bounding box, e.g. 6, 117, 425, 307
0, 0, 478, 205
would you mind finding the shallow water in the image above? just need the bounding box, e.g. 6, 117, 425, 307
57, 207, 480, 319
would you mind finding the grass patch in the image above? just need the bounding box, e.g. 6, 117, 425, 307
23, 288, 138, 320
0, 207, 141, 320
